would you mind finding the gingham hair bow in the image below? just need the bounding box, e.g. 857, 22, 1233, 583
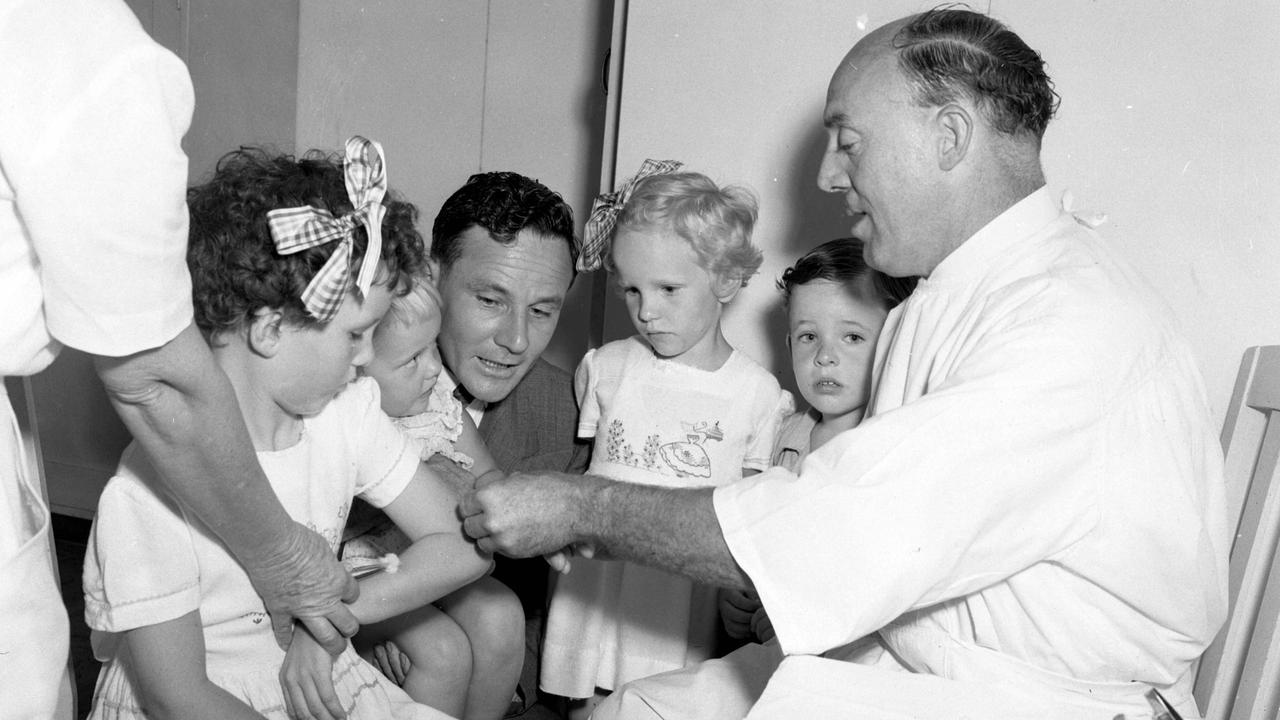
266, 136, 388, 321
577, 158, 683, 272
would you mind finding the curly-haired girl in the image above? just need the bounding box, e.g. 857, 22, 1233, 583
83, 138, 483, 720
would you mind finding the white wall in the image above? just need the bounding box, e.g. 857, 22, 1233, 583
296, 0, 612, 371
610, 0, 1280, 427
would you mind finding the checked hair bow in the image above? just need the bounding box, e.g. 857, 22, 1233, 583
266, 136, 388, 322
577, 158, 683, 272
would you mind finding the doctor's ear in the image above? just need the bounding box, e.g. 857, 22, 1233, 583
247, 307, 287, 358
935, 102, 974, 172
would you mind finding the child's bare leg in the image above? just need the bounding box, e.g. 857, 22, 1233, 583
436, 576, 525, 720
355, 604, 472, 717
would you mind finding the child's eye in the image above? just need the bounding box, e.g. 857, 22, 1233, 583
404, 354, 419, 368
661, 285, 679, 295
795, 332, 816, 343
844, 333, 865, 343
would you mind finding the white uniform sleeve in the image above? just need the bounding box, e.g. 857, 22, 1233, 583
715, 302, 1104, 655
83, 446, 201, 633
0, 1, 194, 357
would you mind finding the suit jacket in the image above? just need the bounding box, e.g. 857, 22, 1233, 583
478, 357, 591, 475
477, 357, 591, 621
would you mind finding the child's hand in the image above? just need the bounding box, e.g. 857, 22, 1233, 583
370, 640, 412, 686
543, 541, 598, 574
718, 587, 762, 640
280, 625, 346, 720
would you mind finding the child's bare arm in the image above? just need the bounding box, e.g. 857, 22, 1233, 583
124, 611, 265, 720
454, 411, 500, 479
351, 462, 492, 623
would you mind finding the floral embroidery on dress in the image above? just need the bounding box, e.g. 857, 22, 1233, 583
604, 418, 723, 478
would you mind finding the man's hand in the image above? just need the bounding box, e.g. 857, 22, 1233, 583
245, 521, 360, 655
459, 471, 591, 558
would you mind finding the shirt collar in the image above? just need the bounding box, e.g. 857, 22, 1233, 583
927, 187, 1062, 285
442, 367, 487, 424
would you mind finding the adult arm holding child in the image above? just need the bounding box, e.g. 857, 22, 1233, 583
96, 328, 360, 654
2, 0, 356, 669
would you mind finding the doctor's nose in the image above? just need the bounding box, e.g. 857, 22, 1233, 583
817, 150, 850, 194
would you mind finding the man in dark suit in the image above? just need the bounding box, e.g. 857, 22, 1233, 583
429, 171, 591, 713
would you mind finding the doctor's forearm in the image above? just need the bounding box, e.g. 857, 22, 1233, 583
580, 479, 752, 590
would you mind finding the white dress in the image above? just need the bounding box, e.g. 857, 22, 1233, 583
540, 337, 793, 698
83, 379, 453, 720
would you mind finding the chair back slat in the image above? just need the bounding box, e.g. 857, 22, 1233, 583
1195, 346, 1280, 720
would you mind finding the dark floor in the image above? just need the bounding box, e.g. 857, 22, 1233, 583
52, 513, 564, 720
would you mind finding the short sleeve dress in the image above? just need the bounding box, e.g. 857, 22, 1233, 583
540, 336, 793, 698
83, 378, 453, 720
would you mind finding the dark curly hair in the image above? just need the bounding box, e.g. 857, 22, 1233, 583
893, 7, 1059, 140
187, 146, 426, 340
431, 171, 577, 272
779, 238, 916, 310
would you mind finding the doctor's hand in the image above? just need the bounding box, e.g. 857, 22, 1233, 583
460, 471, 593, 558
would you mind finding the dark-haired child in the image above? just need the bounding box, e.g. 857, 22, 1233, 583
719, 237, 915, 647
83, 138, 484, 720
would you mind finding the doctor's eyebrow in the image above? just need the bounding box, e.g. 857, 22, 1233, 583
823, 111, 850, 128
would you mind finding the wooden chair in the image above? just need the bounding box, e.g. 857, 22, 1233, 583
1194, 346, 1280, 720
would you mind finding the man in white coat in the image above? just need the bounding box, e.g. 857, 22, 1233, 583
461, 8, 1229, 719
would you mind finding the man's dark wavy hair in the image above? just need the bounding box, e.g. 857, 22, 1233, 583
431, 171, 577, 271
779, 237, 916, 310
893, 6, 1060, 140
187, 146, 426, 340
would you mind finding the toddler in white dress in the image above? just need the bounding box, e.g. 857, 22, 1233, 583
539, 161, 793, 718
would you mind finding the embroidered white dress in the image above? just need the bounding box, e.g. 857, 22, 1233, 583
540, 337, 793, 698
83, 379, 453, 720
